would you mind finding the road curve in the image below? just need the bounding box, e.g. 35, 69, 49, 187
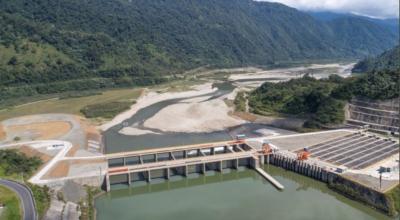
0, 179, 37, 220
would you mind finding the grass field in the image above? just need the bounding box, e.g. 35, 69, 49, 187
0, 88, 143, 121
0, 185, 22, 220
81, 101, 133, 119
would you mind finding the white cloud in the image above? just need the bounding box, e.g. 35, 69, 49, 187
259, 0, 399, 19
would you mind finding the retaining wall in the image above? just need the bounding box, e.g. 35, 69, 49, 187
269, 154, 330, 182
327, 174, 397, 216
268, 154, 398, 216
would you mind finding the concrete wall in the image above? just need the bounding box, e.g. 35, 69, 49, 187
347, 98, 400, 133
269, 154, 397, 216
269, 154, 328, 182
327, 173, 397, 216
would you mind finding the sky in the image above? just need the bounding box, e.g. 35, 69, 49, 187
260, 0, 399, 19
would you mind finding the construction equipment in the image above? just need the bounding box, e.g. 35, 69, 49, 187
262, 143, 273, 155
297, 147, 310, 160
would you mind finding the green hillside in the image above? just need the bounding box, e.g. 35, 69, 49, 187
352, 46, 400, 73
249, 70, 399, 128
0, 0, 398, 103
249, 45, 400, 128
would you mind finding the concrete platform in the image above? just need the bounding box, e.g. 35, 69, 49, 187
267, 130, 354, 151
306, 133, 399, 170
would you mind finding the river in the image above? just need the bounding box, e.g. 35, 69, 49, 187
102, 63, 353, 153
102, 82, 234, 153
103, 81, 295, 153
96, 63, 391, 219
95, 166, 391, 220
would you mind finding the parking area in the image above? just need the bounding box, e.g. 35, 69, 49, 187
307, 133, 399, 170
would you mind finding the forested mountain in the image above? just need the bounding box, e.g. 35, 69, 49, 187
352, 46, 400, 73
308, 11, 399, 35
0, 0, 398, 101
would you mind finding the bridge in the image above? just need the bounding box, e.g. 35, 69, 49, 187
104, 140, 283, 191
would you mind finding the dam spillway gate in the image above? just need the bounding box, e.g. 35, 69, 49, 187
104, 141, 273, 191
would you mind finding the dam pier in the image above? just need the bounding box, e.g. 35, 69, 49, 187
104, 140, 284, 191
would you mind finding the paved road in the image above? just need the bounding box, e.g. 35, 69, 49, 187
0, 179, 37, 220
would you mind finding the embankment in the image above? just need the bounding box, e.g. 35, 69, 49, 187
269, 154, 399, 216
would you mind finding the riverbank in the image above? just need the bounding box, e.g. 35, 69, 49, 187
101, 62, 355, 134
100, 83, 217, 132
143, 97, 244, 133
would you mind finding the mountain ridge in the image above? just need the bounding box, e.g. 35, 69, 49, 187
0, 0, 398, 101
308, 11, 399, 34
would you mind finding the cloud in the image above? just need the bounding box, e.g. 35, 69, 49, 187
259, 0, 399, 19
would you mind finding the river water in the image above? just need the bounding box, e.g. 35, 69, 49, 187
102, 82, 234, 153
102, 64, 353, 153
97, 64, 391, 219
103, 82, 295, 153
95, 166, 391, 220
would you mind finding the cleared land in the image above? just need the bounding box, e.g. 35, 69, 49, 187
7, 121, 71, 140
17, 146, 52, 164
0, 185, 22, 220
44, 159, 106, 179
44, 161, 69, 179
0, 88, 143, 121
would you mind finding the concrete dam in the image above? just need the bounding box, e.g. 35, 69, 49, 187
104, 141, 284, 191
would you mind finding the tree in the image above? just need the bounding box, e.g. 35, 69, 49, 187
319, 98, 344, 123
7, 56, 18, 65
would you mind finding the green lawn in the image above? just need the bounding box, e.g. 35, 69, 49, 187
0, 185, 22, 220
81, 101, 134, 119
0, 88, 143, 121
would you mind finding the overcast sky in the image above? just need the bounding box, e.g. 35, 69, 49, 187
260, 0, 399, 19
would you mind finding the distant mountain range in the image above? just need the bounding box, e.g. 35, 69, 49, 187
0, 0, 398, 100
